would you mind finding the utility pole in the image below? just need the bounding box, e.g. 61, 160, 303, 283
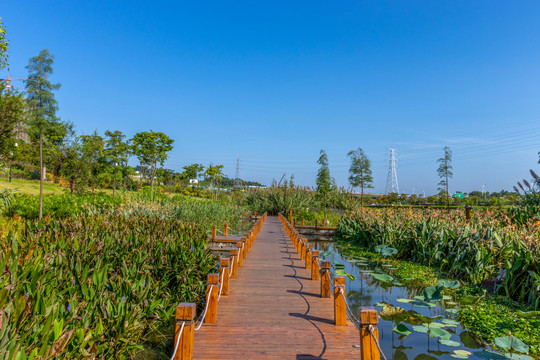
234, 157, 241, 188
385, 148, 399, 194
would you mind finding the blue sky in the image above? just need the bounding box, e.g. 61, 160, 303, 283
2, 1, 539, 194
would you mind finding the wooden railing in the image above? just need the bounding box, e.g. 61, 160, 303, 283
172, 212, 268, 360
278, 213, 382, 360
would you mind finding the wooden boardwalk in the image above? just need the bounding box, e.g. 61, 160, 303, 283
193, 216, 360, 359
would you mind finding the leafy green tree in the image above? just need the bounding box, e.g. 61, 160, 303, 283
182, 163, 205, 188
0, 83, 25, 156
347, 147, 373, 208
204, 164, 224, 199
0, 18, 8, 69
60, 133, 89, 194
25, 49, 61, 220
437, 146, 453, 208
80, 131, 106, 191
130, 130, 174, 191
316, 149, 334, 221
104, 130, 129, 201
316, 150, 333, 194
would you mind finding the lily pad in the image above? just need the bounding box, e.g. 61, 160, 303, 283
443, 319, 461, 326
334, 262, 345, 269
393, 281, 404, 286
393, 324, 412, 337
437, 279, 460, 289
429, 328, 452, 340
428, 322, 446, 329
452, 350, 472, 358
374, 302, 389, 307
439, 339, 461, 347
474, 351, 509, 360
372, 273, 394, 282
336, 269, 347, 276
503, 354, 533, 360
412, 301, 437, 308
446, 308, 460, 314
396, 298, 415, 304
413, 325, 429, 333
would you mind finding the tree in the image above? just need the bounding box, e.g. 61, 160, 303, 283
59, 131, 89, 194
0, 18, 8, 69
347, 147, 373, 208
0, 83, 25, 156
25, 49, 61, 220
104, 130, 129, 201
437, 146, 453, 208
316, 150, 334, 221
204, 164, 224, 199
182, 163, 205, 188
80, 131, 106, 191
130, 131, 174, 191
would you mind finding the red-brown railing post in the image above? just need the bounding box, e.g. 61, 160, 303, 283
359, 308, 380, 360
174, 303, 196, 360
315, 219, 319, 228
236, 242, 243, 267
212, 226, 216, 241
219, 258, 230, 295
204, 274, 219, 324
302, 218, 305, 226
242, 237, 248, 256
223, 223, 228, 237
300, 239, 306, 260
311, 250, 320, 280
293, 218, 296, 227
321, 260, 331, 298
305, 244, 313, 269
230, 249, 239, 279
334, 276, 347, 326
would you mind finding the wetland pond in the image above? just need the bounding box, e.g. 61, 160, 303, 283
311, 241, 515, 360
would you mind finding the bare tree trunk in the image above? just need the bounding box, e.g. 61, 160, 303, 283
39, 134, 43, 220
361, 183, 364, 209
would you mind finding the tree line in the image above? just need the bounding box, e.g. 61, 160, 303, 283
0, 49, 236, 219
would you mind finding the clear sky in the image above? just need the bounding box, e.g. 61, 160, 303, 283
1, 1, 539, 194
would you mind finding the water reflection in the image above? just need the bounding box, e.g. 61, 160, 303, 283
310, 241, 485, 360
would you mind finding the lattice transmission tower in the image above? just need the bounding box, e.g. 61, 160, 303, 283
385, 148, 399, 194
234, 157, 241, 187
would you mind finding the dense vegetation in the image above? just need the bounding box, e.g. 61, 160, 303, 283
0, 193, 246, 359
336, 207, 540, 307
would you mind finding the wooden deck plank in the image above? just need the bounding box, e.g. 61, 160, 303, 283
194, 216, 360, 359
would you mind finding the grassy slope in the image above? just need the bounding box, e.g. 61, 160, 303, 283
0, 178, 65, 195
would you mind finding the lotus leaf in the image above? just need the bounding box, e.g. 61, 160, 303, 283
396, 298, 415, 303
474, 351, 509, 360
429, 328, 452, 340
372, 273, 394, 282
393, 324, 412, 337
423, 285, 443, 302
443, 319, 460, 326
334, 262, 345, 269
503, 354, 533, 360
494, 336, 529, 354
439, 339, 461, 347
446, 308, 459, 314
437, 279, 460, 289
413, 325, 429, 333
